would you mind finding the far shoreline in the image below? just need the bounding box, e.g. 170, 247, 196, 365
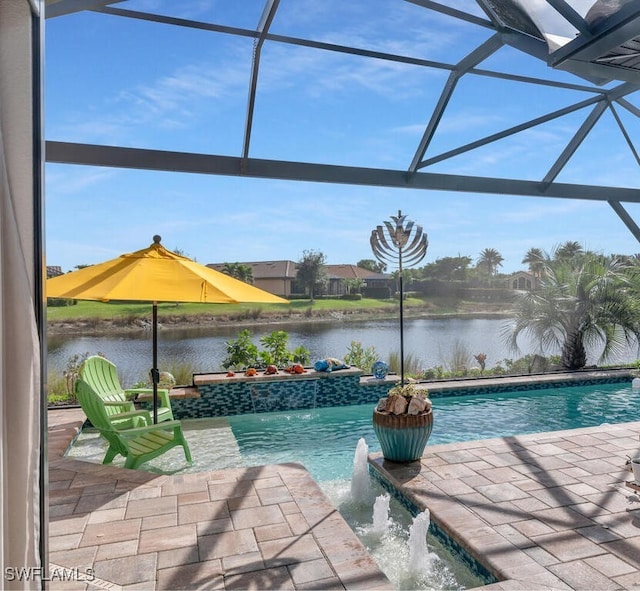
46, 306, 515, 337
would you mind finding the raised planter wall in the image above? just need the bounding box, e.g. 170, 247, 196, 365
158, 368, 397, 420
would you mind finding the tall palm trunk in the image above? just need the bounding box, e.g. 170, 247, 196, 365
561, 326, 586, 370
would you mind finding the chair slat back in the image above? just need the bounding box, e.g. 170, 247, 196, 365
81, 355, 122, 391
75, 378, 128, 457
81, 355, 128, 414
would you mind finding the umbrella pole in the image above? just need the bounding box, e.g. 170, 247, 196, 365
152, 302, 159, 424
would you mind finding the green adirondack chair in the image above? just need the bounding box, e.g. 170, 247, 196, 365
80, 355, 174, 427
75, 378, 192, 470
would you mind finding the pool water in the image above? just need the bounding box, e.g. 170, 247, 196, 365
221, 381, 640, 481
68, 381, 640, 590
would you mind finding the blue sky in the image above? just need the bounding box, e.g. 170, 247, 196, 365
45, 0, 640, 274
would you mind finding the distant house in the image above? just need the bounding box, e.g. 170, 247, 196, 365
207, 260, 391, 297
47, 266, 63, 278
508, 271, 538, 290
324, 264, 390, 296
207, 261, 299, 298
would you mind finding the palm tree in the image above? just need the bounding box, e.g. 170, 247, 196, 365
235, 264, 254, 285
554, 241, 584, 262
477, 248, 504, 282
221, 262, 254, 284
521, 247, 545, 278
506, 251, 640, 370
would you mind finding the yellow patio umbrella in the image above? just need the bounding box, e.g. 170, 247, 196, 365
47, 235, 289, 422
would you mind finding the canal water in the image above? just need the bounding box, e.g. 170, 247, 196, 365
47, 316, 640, 385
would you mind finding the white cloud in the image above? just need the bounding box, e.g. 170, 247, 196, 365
52, 40, 251, 144
46, 166, 117, 195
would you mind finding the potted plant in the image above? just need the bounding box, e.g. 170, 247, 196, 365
372, 382, 433, 462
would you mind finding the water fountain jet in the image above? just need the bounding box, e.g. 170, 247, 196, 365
372, 494, 391, 535
408, 509, 431, 574
350, 437, 371, 502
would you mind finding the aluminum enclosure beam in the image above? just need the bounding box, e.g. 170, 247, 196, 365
608, 200, 640, 243
242, 0, 279, 160
45, 0, 124, 18
46, 140, 640, 203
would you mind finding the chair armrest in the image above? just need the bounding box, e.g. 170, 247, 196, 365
117, 421, 184, 438
124, 388, 170, 403
124, 387, 154, 395
157, 389, 172, 409
110, 410, 152, 426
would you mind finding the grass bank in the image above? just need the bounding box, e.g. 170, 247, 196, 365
47, 296, 512, 334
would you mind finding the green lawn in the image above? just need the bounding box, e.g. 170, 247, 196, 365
46, 297, 432, 322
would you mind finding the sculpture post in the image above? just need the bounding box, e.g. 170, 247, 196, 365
370, 211, 428, 385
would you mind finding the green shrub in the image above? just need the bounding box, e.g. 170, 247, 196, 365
47, 297, 77, 307
47, 368, 75, 405
222, 329, 311, 370
419, 366, 446, 380
344, 341, 379, 373
498, 354, 551, 375
48, 392, 74, 405
259, 330, 291, 367
291, 345, 311, 365
222, 329, 259, 369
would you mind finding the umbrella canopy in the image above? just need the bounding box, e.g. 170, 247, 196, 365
47, 235, 288, 304
47, 235, 289, 421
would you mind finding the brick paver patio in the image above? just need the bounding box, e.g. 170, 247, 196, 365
47, 405, 640, 590
370, 421, 640, 590
47, 409, 392, 590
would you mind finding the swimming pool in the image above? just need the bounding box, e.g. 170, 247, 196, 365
188, 380, 640, 481
68, 379, 640, 493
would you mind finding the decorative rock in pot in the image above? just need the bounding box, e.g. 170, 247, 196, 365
373, 382, 433, 462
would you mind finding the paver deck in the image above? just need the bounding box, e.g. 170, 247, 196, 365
370, 421, 640, 591
48, 404, 640, 591
47, 409, 393, 590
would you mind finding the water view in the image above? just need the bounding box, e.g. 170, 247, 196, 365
48, 316, 640, 385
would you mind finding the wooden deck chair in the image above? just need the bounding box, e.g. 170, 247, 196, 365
75, 378, 192, 470
80, 355, 174, 427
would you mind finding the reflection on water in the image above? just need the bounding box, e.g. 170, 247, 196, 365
47, 317, 638, 386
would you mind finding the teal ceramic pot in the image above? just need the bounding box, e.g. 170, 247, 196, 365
372, 408, 433, 462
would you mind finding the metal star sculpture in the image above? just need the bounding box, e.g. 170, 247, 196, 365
370, 211, 428, 385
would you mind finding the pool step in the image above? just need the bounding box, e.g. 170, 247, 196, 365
182, 418, 243, 470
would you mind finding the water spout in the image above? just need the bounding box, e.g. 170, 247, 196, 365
372, 494, 391, 535
350, 437, 371, 502
408, 509, 431, 573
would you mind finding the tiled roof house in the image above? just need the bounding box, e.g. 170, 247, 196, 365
207, 260, 391, 297
208, 260, 299, 297
324, 264, 390, 295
